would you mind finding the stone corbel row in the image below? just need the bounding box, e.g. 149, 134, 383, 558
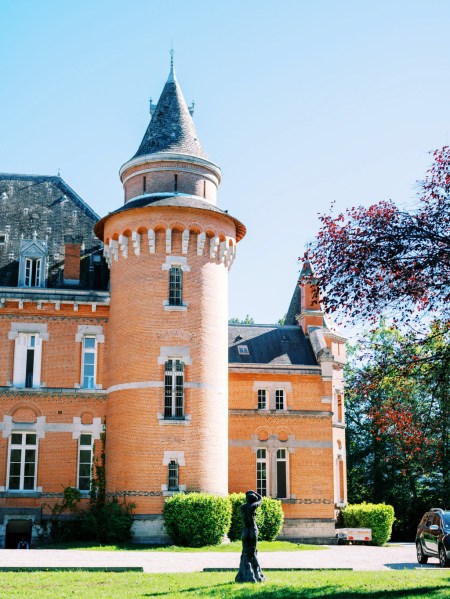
103, 229, 236, 268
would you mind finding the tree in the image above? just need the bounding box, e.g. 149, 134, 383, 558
228, 315, 255, 324
303, 146, 450, 324
346, 321, 450, 539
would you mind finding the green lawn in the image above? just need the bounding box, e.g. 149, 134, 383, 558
37, 540, 325, 552
1, 571, 450, 598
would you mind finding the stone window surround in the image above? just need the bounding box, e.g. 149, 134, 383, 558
161, 450, 186, 495
253, 382, 292, 411
75, 325, 105, 390
157, 347, 191, 425
162, 256, 190, 312
0, 416, 103, 493
8, 323, 49, 389
255, 444, 291, 500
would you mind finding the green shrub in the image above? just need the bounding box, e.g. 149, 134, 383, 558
228, 493, 284, 542
258, 497, 284, 541
342, 502, 395, 546
163, 493, 232, 547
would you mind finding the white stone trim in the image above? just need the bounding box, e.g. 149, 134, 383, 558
110, 239, 119, 262
118, 235, 128, 258
157, 346, 191, 365
132, 231, 141, 256
107, 381, 164, 394
2, 416, 46, 439
162, 303, 188, 312
71, 417, 103, 440
148, 230, 156, 254
210, 236, 220, 259
161, 256, 190, 272
165, 229, 172, 254
181, 230, 190, 254
197, 232, 206, 255
8, 322, 49, 341
75, 325, 105, 343
163, 450, 185, 466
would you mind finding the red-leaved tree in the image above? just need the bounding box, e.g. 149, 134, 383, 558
303, 146, 450, 323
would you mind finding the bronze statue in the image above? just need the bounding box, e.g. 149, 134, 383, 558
235, 490, 266, 583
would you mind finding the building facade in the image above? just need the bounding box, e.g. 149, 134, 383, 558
0, 62, 346, 547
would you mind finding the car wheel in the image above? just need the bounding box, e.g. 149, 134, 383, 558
439, 545, 449, 567
416, 541, 428, 564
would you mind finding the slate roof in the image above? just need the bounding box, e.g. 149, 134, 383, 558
0, 173, 100, 221
228, 324, 317, 366
285, 283, 301, 326
132, 64, 207, 160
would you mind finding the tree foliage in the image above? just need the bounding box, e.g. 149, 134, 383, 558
229, 315, 255, 324
346, 322, 450, 539
303, 146, 450, 323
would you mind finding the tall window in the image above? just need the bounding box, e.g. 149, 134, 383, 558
82, 337, 96, 389
276, 449, 287, 499
25, 257, 42, 287
275, 389, 285, 410
78, 434, 93, 491
257, 389, 267, 410
164, 359, 185, 418
168, 460, 179, 491
256, 448, 267, 497
168, 267, 183, 306
8, 433, 37, 491
25, 334, 36, 388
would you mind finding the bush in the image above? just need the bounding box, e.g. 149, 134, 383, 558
228, 493, 284, 542
342, 502, 395, 546
258, 497, 284, 541
163, 493, 232, 547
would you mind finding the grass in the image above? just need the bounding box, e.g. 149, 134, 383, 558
36, 540, 326, 552
1, 571, 450, 598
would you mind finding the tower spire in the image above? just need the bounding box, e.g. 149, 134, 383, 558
168, 47, 176, 83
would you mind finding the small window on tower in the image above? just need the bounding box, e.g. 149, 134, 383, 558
0, 234, 6, 245
174, 174, 178, 192
168, 267, 183, 306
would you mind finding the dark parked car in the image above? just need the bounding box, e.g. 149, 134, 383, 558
416, 508, 450, 567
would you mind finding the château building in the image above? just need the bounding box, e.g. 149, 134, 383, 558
0, 59, 347, 547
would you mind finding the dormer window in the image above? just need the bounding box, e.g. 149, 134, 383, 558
18, 237, 48, 288
238, 345, 249, 355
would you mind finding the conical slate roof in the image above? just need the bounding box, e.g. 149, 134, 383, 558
132, 62, 208, 160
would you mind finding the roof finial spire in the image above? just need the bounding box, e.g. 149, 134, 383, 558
168, 45, 176, 83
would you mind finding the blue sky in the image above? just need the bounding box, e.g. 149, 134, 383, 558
1, 0, 449, 324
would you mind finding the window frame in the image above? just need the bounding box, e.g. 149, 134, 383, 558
168, 459, 179, 491
168, 266, 183, 306
78, 433, 94, 492
275, 389, 285, 410
164, 359, 185, 419
257, 389, 267, 410
276, 448, 288, 499
81, 336, 97, 390
256, 448, 268, 497
7, 432, 38, 491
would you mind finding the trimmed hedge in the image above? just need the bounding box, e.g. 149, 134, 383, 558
228, 493, 284, 542
342, 502, 395, 546
163, 493, 232, 547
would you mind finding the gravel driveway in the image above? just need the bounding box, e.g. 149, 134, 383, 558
0, 543, 444, 572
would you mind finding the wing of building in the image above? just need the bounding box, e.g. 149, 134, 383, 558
0, 61, 346, 547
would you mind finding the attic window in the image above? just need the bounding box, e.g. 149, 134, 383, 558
238, 345, 249, 355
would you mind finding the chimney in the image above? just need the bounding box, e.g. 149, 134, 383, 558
64, 240, 81, 286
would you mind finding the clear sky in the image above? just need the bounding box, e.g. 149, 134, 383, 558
1, 0, 449, 325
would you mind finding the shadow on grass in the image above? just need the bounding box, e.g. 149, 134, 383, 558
143, 584, 450, 598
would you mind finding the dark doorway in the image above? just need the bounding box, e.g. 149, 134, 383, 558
5, 519, 32, 549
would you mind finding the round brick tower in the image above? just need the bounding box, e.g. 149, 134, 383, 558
94, 58, 245, 541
